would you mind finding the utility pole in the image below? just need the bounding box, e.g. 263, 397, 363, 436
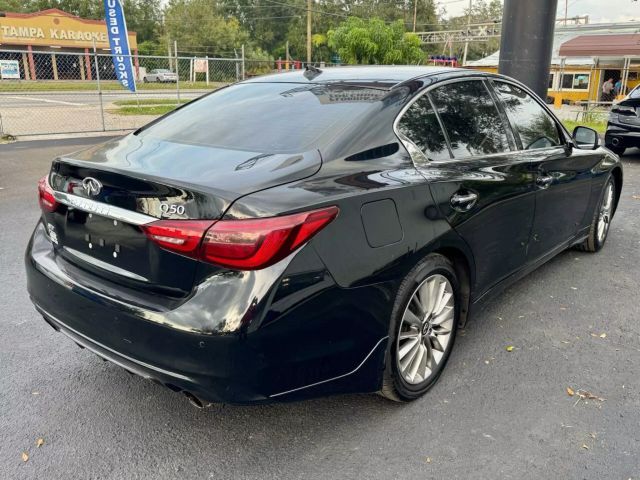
564, 0, 568, 25
462, 0, 472, 66
498, 0, 558, 99
306, 0, 312, 64
412, 0, 418, 32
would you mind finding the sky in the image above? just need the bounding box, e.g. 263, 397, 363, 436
439, 0, 640, 23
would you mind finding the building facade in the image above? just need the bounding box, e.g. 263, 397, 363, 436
466, 22, 640, 106
0, 8, 138, 81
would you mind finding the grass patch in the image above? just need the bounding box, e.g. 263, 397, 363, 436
112, 98, 190, 106
0, 80, 227, 92
109, 105, 178, 116
562, 119, 607, 134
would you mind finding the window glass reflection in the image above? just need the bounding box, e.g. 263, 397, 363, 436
396, 96, 451, 161
429, 80, 511, 157
139, 83, 387, 154
493, 81, 561, 150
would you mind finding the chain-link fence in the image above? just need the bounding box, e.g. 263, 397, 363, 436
9, 50, 633, 137
0, 49, 248, 136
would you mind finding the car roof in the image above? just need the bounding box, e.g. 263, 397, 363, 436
243, 65, 466, 89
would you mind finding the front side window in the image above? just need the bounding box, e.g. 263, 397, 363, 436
492, 81, 561, 150
429, 80, 511, 157
396, 95, 451, 161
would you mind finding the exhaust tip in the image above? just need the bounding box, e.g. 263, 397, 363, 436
183, 391, 205, 409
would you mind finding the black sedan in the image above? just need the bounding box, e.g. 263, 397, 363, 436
606, 84, 640, 156
26, 66, 622, 406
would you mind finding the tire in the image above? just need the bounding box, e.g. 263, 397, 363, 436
380, 253, 459, 402
576, 176, 616, 253
143, 77, 148, 83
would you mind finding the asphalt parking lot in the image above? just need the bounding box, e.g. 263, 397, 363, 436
0, 91, 205, 136
1, 138, 639, 480
0, 91, 203, 109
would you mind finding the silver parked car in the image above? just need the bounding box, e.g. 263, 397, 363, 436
143, 69, 178, 83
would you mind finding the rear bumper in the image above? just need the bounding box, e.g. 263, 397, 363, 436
26, 224, 269, 404
34, 305, 216, 406
606, 122, 640, 148
26, 222, 389, 404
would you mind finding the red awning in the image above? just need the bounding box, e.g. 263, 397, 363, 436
559, 34, 640, 57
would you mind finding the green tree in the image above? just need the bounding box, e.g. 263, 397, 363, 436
0, 0, 30, 13
124, 0, 163, 44
327, 17, 424, 64
439, 0, 503, 62
221, 0, 296, 58
163, 0, 248, 56
220, 0, 437, 62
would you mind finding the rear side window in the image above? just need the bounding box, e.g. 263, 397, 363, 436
138, 83, 387, 154
492, 81, 562, 150
429, 80, 511, 157
396, 96, 451, 161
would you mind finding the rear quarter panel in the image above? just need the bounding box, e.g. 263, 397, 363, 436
224, 149, 469, 290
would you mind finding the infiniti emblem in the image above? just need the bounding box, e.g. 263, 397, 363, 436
82, 177, 102, 197
422, 322, 430, 336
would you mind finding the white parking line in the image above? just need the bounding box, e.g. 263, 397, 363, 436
7, 95, 85, 106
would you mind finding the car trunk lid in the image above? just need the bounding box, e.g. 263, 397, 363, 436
44, 134, 321, 295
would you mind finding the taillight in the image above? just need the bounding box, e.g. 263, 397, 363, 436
141, 206, 339, 270
38, 174, 58, 213
201, 206, 339, 269
141, 220, 215, 256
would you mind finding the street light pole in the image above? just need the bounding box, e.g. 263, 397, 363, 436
462, 0, 472, 66
413, 0, 418, 32
306, 0, 312, 64
498, 0, 558, 99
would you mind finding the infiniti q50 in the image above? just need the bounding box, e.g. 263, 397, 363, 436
26, 67, 622, 406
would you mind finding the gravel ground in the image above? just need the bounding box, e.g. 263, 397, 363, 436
1, 138, 639, 480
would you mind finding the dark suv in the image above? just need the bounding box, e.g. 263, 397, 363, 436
606, 84, 640, 156
26, 67, 621, 406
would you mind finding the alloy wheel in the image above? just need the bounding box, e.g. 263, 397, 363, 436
396, 274, 455, 385
597, 181, 614, 244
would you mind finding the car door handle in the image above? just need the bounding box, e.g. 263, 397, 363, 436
450, 191, 478, 212
536, 175, 554, 189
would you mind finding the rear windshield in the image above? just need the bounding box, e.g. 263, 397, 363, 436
138, 82, 387, 153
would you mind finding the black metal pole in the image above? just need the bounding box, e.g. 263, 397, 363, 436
498, 0, 558, 99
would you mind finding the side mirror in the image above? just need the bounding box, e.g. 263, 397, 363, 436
572, 126, 600, 150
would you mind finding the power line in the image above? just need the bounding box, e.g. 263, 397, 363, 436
261, 0, 350, 18
245, 15, 302, 20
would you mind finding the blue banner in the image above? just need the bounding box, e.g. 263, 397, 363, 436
104, 0, 136, 92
